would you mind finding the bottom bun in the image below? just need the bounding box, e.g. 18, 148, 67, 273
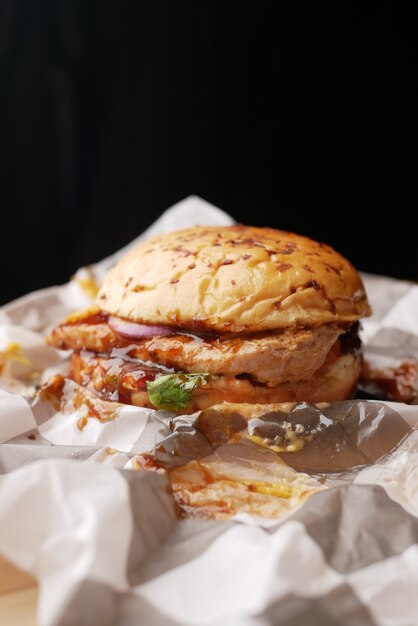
71, 349, 361, 413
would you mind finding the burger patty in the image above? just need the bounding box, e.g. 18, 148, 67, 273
70, 346, 360, 412
49, 317, 348, 386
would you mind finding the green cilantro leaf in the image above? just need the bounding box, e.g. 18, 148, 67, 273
147, 373, 211, 411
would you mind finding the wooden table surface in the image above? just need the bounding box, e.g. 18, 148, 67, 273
0, 555, 38, 625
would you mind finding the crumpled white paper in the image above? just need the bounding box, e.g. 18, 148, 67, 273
1, 196, 418, 626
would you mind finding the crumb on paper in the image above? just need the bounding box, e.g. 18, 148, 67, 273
361, 359, 418, 403
71, 268, 100, 299
0, 342, 32, 375
168, 458, 320, 520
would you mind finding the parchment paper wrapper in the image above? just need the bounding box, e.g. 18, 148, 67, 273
1, 196, 418, 626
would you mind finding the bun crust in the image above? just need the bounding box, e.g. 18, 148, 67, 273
97, 225, 371, 332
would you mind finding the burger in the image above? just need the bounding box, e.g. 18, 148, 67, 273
47, 225, 371, 413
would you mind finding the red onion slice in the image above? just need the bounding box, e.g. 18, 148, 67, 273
108, 315, 175, 339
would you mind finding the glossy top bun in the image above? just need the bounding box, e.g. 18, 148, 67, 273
97, 225, 371, 332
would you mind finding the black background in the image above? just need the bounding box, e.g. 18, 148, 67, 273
1, 1, 417, 305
